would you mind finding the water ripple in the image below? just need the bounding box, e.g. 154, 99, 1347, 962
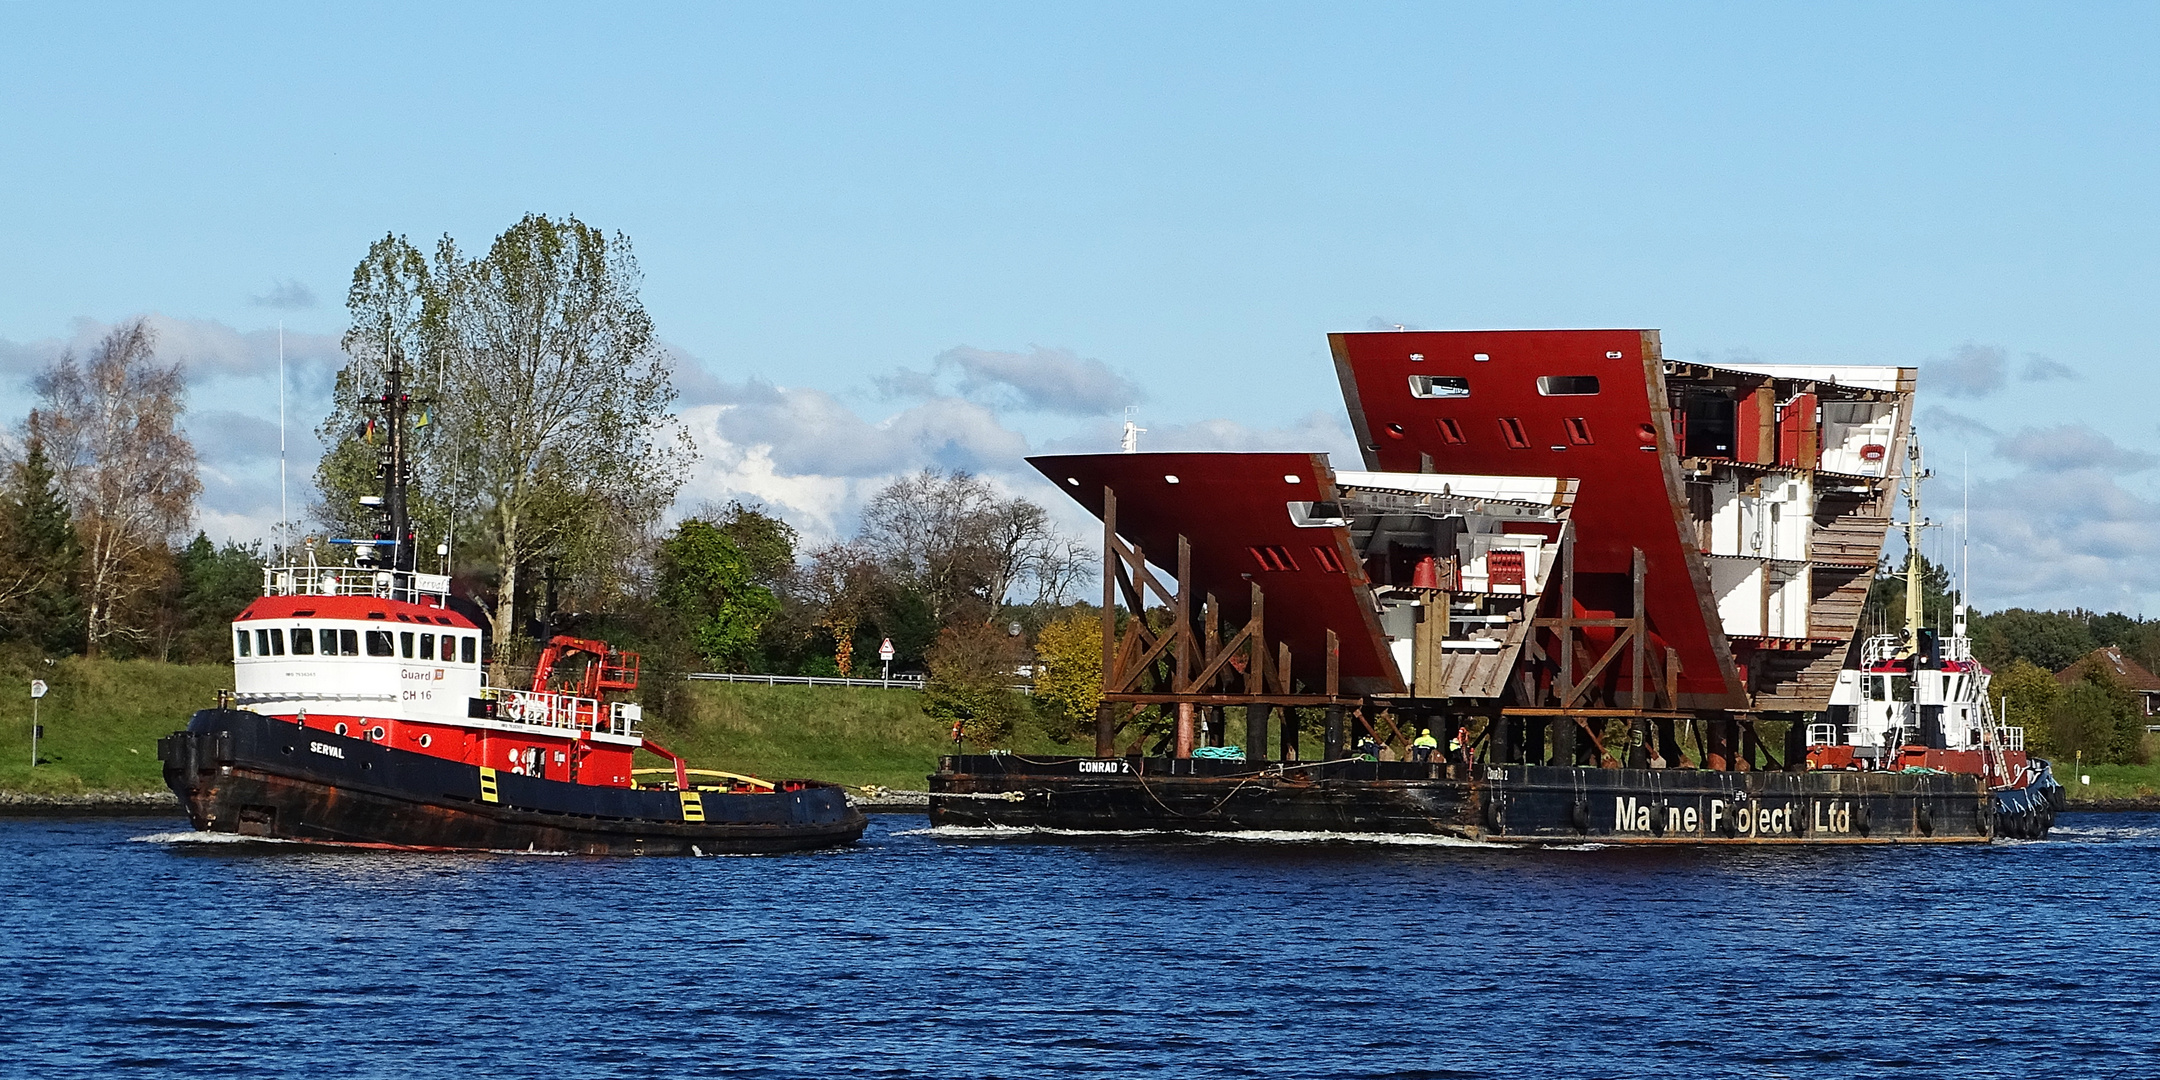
5, 813, 2159, 1079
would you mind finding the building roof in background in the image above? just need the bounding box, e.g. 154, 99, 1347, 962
2057, 646, 2160, 693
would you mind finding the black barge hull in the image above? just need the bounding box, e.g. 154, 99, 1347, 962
160, 709, 865, 855
929, 756, 2059, 843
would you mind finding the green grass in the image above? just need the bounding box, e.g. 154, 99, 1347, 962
2055, 761, 2160, 804
0, 657, 232, 795
0, 659, 1086, 796
639, 682, 1085, 791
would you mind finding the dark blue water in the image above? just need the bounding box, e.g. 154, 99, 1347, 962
4, 813, 2157, 1079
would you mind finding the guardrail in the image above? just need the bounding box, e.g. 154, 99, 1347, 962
685, 672, 927, 690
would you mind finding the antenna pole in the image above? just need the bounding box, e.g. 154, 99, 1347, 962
278, 322, 287, 559
1903, 434, 1926, 655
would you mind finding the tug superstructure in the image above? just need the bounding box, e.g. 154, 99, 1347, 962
161, 342, 864, 854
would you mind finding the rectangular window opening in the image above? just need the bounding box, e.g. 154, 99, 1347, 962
462, 637, 477, 664
290, 627, 314, 655
1537, 375, 1601, 396
420, 634, 435, 660
366, 630, 395, 657
268, 628, 286, 656
1436, 417, 1467, 445
319, 628, 337, 655
340, 629, 360, 656
1498, 417, 1530, 449
1564, 417, 1594, 445
400, 631, 415, 659
1407, 375, 1471, 399
235, 630, 252, 658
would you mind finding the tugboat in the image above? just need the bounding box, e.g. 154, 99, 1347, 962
159, 346, 865, 855
931, 328, 2061, 843
1808, 440, 2063, 838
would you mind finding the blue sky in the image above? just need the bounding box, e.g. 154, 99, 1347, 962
2, 3, 2157, 611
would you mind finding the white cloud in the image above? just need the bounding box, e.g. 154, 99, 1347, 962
248, 279, 319, 310
1924, 343, 2008, 399
0, 314, 342, 385
1994, 423, 2157, 474
878, 344, 1144, 417
2019, 354, 2077, 382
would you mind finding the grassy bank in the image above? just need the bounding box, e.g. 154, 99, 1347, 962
0, 658, 1085, 796
2052, 761, 2160, 804
639, 681, 1083, 790
5, 657, 2156, 803
0, 658, 231, 795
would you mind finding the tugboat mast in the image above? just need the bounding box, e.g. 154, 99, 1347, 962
1899, 435, 1936, 656
382, 340, 412, 573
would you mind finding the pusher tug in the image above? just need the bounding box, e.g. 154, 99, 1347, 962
158, 346, 864, 855
932, 329, 2061, 843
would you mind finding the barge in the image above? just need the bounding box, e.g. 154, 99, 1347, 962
931, 328, 2059, 844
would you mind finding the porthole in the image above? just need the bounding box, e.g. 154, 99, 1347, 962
334, 723, 348, 736
418, 734, 433, 748
369, 726, 386, 741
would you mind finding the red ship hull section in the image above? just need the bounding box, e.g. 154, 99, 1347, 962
1330, 329, 1745, 707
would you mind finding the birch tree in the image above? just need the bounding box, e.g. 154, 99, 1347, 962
32, 321, 199, 656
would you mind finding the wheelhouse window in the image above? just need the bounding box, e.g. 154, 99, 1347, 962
340, 629, 359, 655
366, 630, 394, 657
462, 636, 477, 664
291, 627, 314, 655
319, 628, 337, 655
268, 628, 286, 656
235, 630, 251, 657
420, 634, 435, 660
400, 632, 415, 659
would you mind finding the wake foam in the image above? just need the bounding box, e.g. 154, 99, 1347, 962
898, 824, 1605, 850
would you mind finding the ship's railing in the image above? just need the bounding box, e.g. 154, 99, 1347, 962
1806, 722, 1838, 746
686, 671, 927, 690
1942, 636, 1974, 663
1860, 634, 1900, 669
485, 688, 642, 739
1997, 726, 2025, 751
264, 564, 452, 605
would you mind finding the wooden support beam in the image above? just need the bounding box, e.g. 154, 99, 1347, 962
1561, 623, 1640, 708
1665, 647, 1681, 710
1557, 528, 1575, 711
1110, 620, 1179, 694
1325, 629, 1340, 698
1630, 547, 1647, 712
1106, 693, 1361, 706
1174, 535, 1194, 758
1100, 486, 1117, 704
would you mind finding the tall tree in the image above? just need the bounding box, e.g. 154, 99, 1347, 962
436, 215, 691, 662
856, 469, 1089, 629
31, 321, 199, 657
0, 436, 85, 652
655, 519, 779, 671
322, 216, 692, 663
797, 540, 884, 675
